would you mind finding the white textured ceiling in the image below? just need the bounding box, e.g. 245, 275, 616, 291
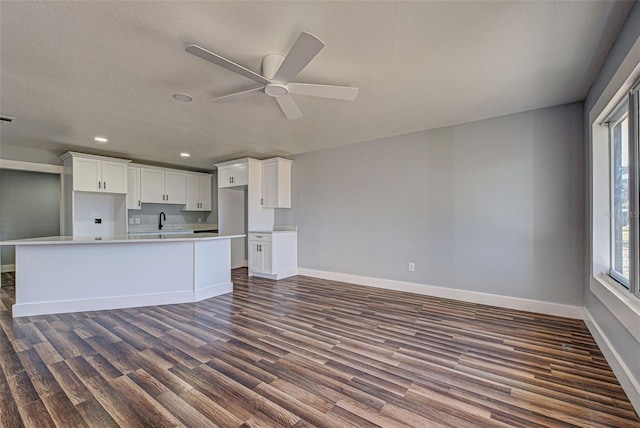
0, 1, 633, 170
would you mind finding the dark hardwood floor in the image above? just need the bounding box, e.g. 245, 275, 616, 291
0, 269, 638, 427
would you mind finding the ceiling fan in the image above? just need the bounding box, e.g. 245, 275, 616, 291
185, 32, 359, 120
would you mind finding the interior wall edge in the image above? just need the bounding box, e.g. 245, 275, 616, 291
1, 264, 15, 273
0, 159, 63, 174
297, 267, 584, 319
583, 307, 640, 416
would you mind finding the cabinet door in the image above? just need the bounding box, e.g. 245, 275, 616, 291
164, 170, 186, 204
218, 166, 234, 188
73, 157, 101, 192
185, 174, 200, 211
261, 242, 273, 274
127, 167, 141, 210
233, 163, 248, 186
101, 161, 127, 194
140, 168, 165, 203
199, 175, 212, 211
261, 161, 277, 208
261, 159, 291, 208
248, 241, 263, 272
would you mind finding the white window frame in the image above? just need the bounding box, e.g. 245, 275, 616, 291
590, 55, 640, 343
608, 105, 631, 289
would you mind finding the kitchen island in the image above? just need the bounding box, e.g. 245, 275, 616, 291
2, 233, 244, 317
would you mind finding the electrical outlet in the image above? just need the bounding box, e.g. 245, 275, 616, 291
198, 217, 202, 223
408, 262, 415, 272
129, 217, 134, 225
134, 217, 140, 224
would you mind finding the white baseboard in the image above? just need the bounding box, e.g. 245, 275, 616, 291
583, 308, 640, 416
12, 283, 233, 318
251, 267, 298, 280
194, 282, 233, 301
1, 264, 15, 273
297, 268, 583, 319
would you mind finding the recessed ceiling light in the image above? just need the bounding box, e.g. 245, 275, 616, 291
94, 136, 108, 143
173, 93, 193, 102
180, 152, 191, 158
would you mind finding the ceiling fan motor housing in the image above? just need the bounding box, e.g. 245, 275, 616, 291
262, 54, 285, 80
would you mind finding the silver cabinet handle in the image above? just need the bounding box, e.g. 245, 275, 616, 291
166, 194, 168, 201
98, 182, 101, 189
138, 200, 141, 207
104, 182, 107, 190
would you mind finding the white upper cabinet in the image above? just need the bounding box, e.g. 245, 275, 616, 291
127, 166, 141, 210
140, 167, 186, 204
199, 175, 212, 211
72, 157, 101, 192
261, 158, 292, 208
164, 170, 186, 204
101, 161, 128, 193
217, 161, 248, 188
140, 167, 165, 203
185, 173, 212, 211
61, 152, 129, 194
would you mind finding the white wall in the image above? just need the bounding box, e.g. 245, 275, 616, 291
276, 103, 585, 306
0, 144, 62, 165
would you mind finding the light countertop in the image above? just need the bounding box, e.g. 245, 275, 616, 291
249, 225, 298, 234
1, 233, 245, 246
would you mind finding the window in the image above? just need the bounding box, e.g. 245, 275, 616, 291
607, 83, 640, 297
609, 109, 629, 287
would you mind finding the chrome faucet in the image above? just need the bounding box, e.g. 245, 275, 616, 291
159, 211, 166, 230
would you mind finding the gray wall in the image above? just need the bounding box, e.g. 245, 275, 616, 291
276, 102, 585, 305
0, 169, 61, 266
584, 1, 640, 397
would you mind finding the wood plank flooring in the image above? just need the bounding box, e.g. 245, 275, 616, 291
0, 269, 638, 427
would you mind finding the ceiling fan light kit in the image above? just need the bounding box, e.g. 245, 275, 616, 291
186, 32, 359, 120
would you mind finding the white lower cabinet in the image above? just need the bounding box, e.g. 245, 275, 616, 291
249, 238, 272, 273
248, 231, 297, 280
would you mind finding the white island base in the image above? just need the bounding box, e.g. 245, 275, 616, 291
9, 234, 242, 317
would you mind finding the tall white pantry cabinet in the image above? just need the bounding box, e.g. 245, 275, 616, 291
215, 157, 297, 278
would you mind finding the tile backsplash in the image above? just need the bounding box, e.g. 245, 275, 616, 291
128, 204, 217, 228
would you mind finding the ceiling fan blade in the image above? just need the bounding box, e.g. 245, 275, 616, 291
185, 45, 271, 86
288, 83, 359, 101
275, 95, 303, 120
273, 32, 325, 84
211, 87, 264, 103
